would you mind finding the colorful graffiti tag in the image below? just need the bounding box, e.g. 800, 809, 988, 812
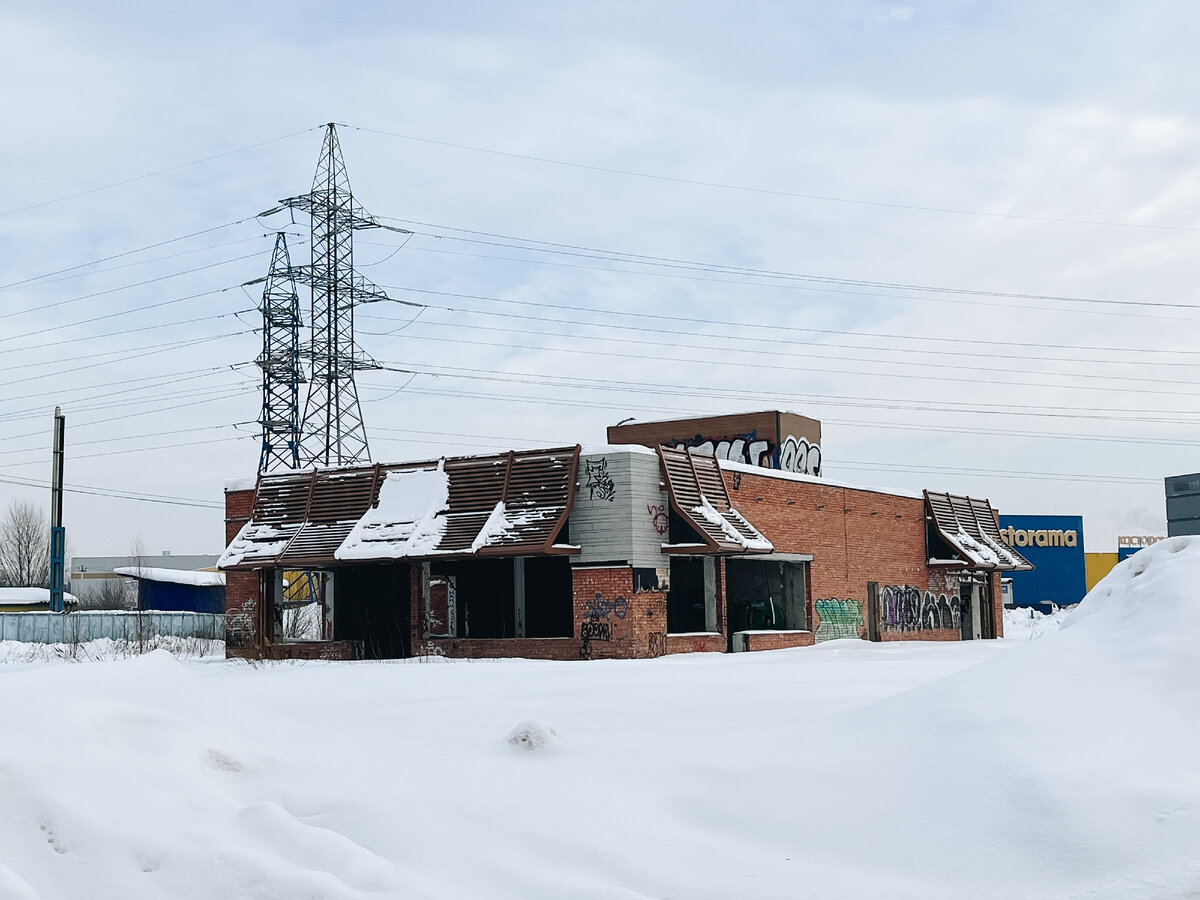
880, 585, 961, 632
814, 598, 863, 641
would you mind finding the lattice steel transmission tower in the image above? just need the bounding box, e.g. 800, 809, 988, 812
281, 123, 389, 467
256, 232, 304, 473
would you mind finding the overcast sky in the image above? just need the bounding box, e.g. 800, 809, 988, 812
2, 1, 1198, 557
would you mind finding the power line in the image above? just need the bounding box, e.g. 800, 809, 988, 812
379, 239, 1193, 324
831, 460, 1159, 486
0, 126, 320, 219
374, 283, 1200, 359
1, 365, 247, 412
0, 330, 246, 378
347, 124, 1200, 233
0, 232, 301, 295
2, 311, 255, 357
0, 384, 257, 429
0, 473, 223, 510
359, 310, 1200, 394
371, 361, 1200, 425
0, 421, 255, 456
0, 217, 262, 292
1, 262, 262, 339
381, 218, 1200, 314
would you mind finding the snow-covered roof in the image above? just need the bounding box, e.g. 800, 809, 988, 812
579, 443, 660, 458
222, 447, 581, 569
0, 587, 79, 606
112, 567, 225, 587
337, 462, 451, 561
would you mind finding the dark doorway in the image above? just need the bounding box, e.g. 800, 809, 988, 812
335, 565, 412, 659
523, 556, 573, 638
667, 557, 708, 633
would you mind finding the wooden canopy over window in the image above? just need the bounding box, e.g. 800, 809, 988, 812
220, 447, 580, 570
924, 490, 1033, 571
657, 446, 773, 554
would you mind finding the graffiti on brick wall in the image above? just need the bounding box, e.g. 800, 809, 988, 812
815, 598, 862, 641
647, 503, 668, 536
669, 432, 821, 476
648, 632, 667, 657
584, 594, 628, 621
580, 591, 627, 658
584, 458, 616, 501
880, 585, 961, 632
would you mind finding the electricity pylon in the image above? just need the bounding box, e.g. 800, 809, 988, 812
281, 123, 389, 467
256, 232, 304, 473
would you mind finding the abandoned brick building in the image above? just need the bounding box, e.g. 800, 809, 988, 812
219, 411, 1031, 661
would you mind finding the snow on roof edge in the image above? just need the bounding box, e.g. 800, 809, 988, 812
716, 459, 924, 500
579, 443, 659, 457
113, 567, 225, 587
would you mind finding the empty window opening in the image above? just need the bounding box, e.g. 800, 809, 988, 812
425, 557, 571, 639
726, 559, 807, 635
273, 569, 331, 642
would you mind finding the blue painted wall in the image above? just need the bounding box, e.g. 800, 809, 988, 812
998, 515, 1086, 610
137, 581, 225, 614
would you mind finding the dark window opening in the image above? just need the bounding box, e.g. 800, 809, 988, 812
426, 556, 572, 639
431, 558, 515, 638
925, 517, 960, 561
668, 506, 707, 546
726, 559, 807, 636
334, 564, 411, 659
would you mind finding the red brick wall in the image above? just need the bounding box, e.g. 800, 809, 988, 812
666, 633, 725, 654
223, 488, 260, 655
262, 640, 362, 661
722, 467, 986, 643
736, 631, 816, 651
572, 566, 667, 660
418, 637, 578, 660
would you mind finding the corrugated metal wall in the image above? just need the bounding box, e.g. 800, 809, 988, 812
0, 611, 225, 643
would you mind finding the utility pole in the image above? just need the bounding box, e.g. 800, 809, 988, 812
257, 232, 304, 473
281, 123, 390, 467
49, 407, 66, 613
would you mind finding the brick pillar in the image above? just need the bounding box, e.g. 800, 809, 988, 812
223, 489, 260, 657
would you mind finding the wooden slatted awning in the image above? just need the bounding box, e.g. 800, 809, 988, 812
219, 447, 580, 570
657, 446, 772, 554
924, 490, 1033, 571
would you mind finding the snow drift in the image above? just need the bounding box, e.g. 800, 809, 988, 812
0, 539, 1197, 898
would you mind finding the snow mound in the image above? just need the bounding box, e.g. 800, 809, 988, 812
1064, 534, 1197, 634
792, 534, 1200, 896
506, 720, 561, 752
1002, 604, 1072, 640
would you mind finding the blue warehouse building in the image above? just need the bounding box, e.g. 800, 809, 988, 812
998, 515, 1086, 613
113, 566, 226, 614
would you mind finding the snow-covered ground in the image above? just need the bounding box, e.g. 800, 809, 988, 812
2, 538, 1199, 898
1002, 602, 1074, 640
